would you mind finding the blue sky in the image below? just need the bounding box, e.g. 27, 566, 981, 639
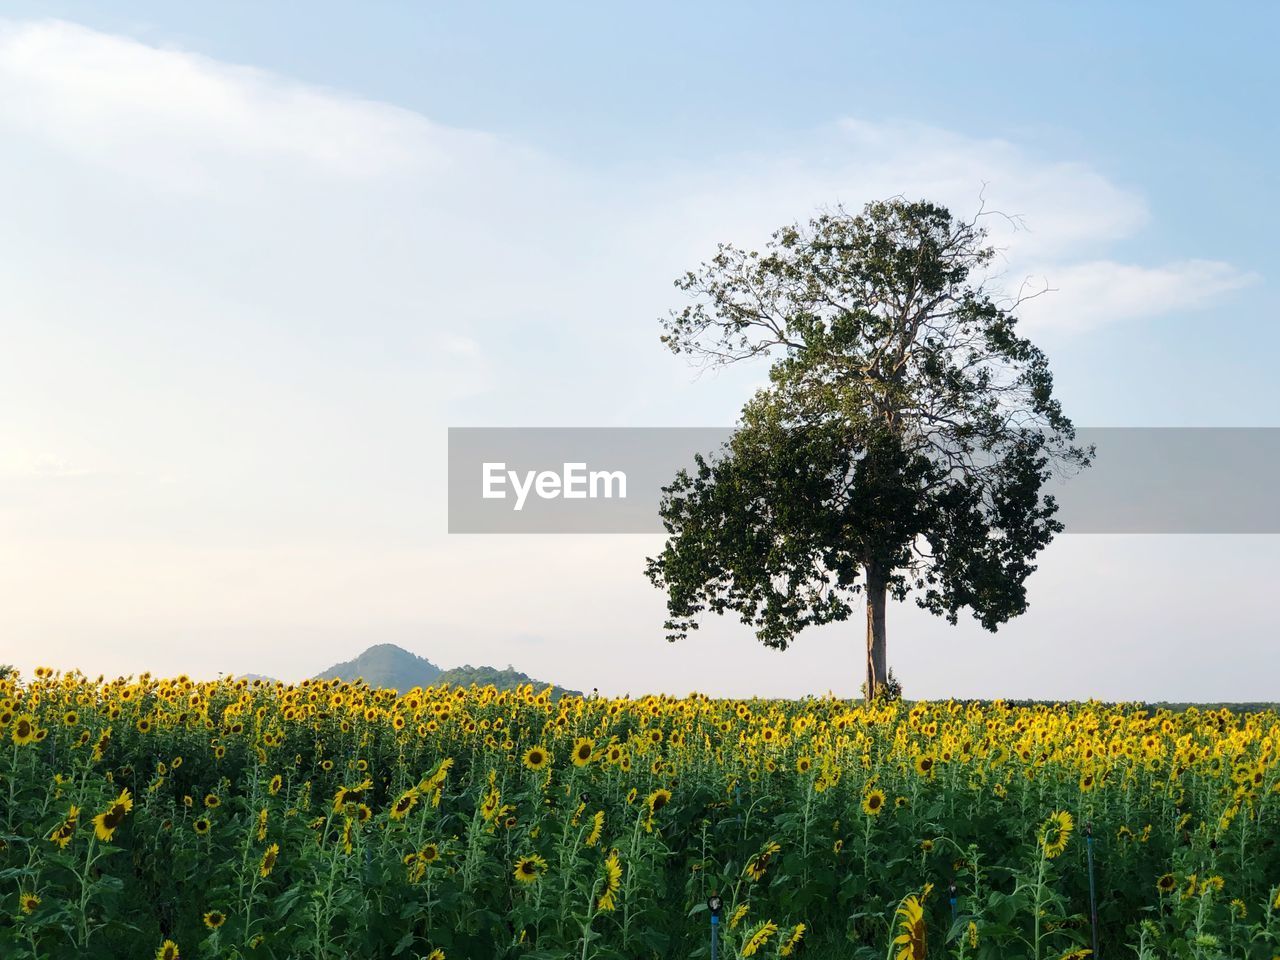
12, 3, 1273, 238
0, 4, 1276, 698
13, 0, 1272, 426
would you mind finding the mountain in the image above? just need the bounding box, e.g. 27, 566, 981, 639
313, 643, 441, 689
311, 644, 578, 697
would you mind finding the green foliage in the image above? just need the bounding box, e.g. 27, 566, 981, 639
647, 199, 1090, 678
4, 677, 1280, 960
860, 669, 903, 703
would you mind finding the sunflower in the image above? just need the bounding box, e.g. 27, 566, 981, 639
332, 778, 372, 812
419, 842, 440, 863
268, 774, 283, 796
92, 788, 133, 842
340, 818, 355, 854
597, 851, 622, 911
480, 786, 502, 822
779, 923, 806, 956
259, 842, 279, 878
1040, 810, 1073, 860
740, 920, 778, 957
729, 904, 749, 928
49, 804, 80, 849
643, 788, 672, 832
156, 939, 180, 960
19, 891, 41, 914
893, 895, 927, 960
425, 951, 445, 960
203, 910, 226, 929
256, 807, 269, 841
585, 810, 604, 847
513, 854, 548, 884
796, 756, 812, 774
193, 817, 212, 836
522, 745, 550, 770
572, 737, 595, 767
420, 758, 454, 794
390, 788, 419, 821
645, 788, 671, 814
204, 793, 220, 809
11, 714, 39, 747
744, 841, 781, 881
914, 755, 936, 778
862, 789, 887, 816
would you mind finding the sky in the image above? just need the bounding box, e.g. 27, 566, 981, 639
0, 3, 1277, 700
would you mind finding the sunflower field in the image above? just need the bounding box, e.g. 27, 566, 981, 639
2, 670, 1280, 960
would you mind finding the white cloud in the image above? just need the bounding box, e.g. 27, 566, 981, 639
0, 19, 1251, 349
1016, 258, 1259, 333
626, 120, 1256, 341
829, 119, 1151, 257
0, 19, 501, 188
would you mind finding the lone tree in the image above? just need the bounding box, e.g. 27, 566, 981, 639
645, 199, 1090, 700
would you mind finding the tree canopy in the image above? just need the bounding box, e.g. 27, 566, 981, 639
645, 199, 1090, 698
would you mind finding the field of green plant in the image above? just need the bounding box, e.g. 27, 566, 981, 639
2, 670, 1279, 959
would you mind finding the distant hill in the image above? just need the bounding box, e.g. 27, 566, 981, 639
312, 644, 577, 697
1143, 701, 1280, 714
437, 663, 580, 698
314, 643, 441, 688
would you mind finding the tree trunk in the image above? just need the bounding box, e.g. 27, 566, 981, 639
864, 563, 888, 701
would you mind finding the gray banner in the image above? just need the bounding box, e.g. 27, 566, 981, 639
447, 427, 1280, 534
